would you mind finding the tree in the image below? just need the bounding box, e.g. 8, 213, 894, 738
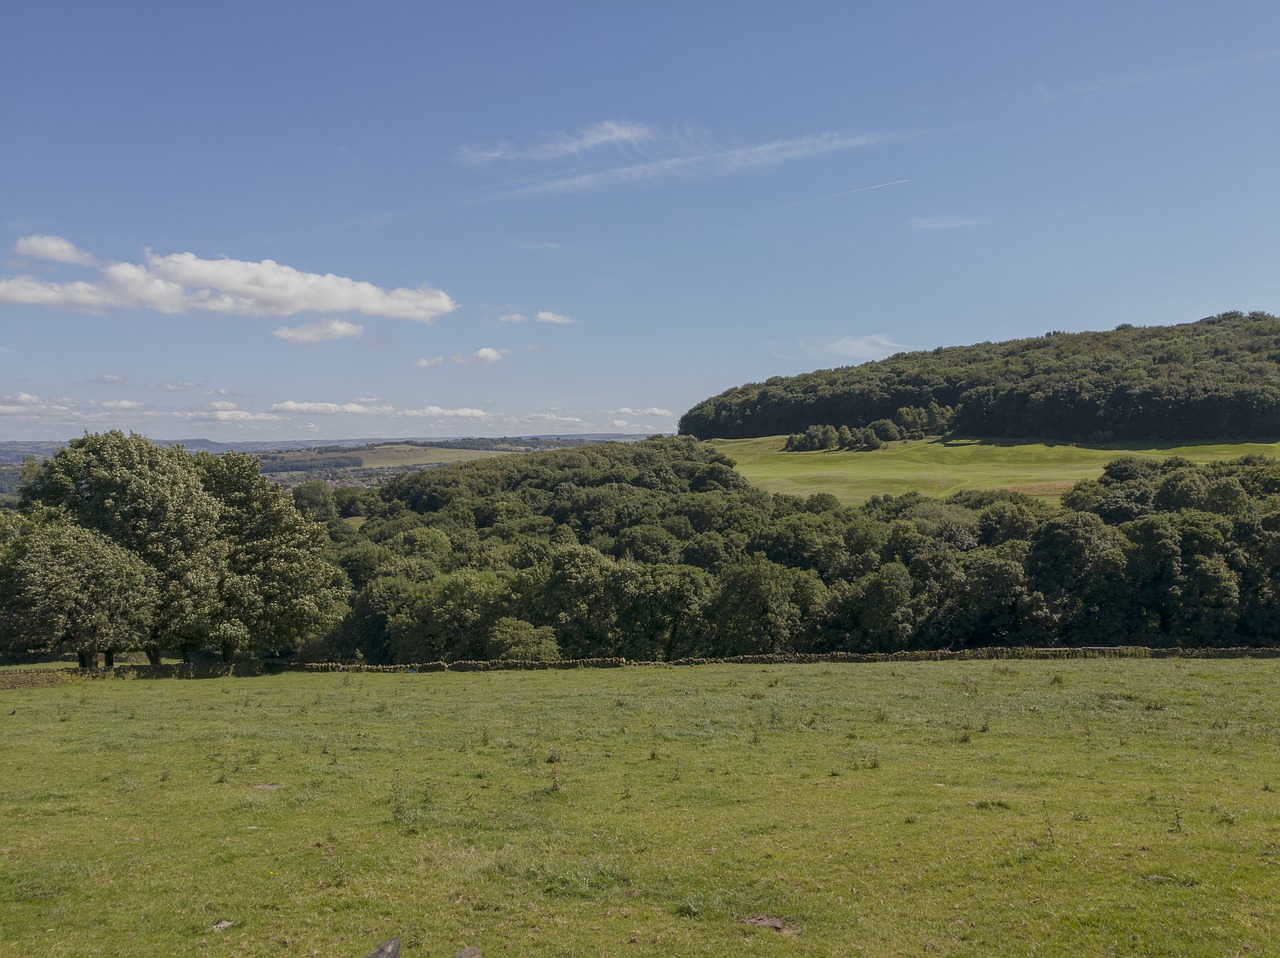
487, 617, 560, 662
195, 451, 347, 660
703, 555, 827, 655
20, 431, 224, 662
1, 519, 158, 667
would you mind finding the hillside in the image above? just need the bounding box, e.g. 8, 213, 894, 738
679, 311, 1280, 442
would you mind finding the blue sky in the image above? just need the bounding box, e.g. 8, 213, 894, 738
2, 1, 1278, 442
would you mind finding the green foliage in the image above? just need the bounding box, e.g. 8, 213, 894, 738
9, 432, 344, 663
681, 311, 1280, 442
487, 616, 561, 662
0, 517, 158, 666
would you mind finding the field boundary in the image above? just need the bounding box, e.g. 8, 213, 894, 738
4, 645, 1279, 687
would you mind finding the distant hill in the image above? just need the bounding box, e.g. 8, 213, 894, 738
679, 311, 1280, 443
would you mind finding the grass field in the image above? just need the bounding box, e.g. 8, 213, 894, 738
2, 661, 1277, 956
356, 445, 512, 469
711, 436, 1280, 505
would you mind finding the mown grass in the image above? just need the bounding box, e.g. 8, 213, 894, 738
2, 661, 1277, 956
712, 436, 1280, 504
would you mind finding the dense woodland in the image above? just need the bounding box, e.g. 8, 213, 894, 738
4, 429, 1280, 666
680, 311, 1280, 442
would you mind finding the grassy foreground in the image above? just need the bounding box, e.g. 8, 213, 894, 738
712, 436, 1280, 504
2, 661, 1278, 957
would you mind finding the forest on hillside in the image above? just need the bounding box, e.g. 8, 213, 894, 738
679, 311, 1280, 443
6, 432, 1275, 667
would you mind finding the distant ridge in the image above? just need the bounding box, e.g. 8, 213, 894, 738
0, 434, 654, 466
679, 311, 1280, 443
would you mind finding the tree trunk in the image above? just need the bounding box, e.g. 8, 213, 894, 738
145, 648, 162, 666
181, 646, 192, 664
222, 642, 235, 663
103, 649, 115, 668
77, 650, 98, 669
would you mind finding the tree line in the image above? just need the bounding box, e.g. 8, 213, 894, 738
3, 432, 1279, 666
679, 311, 1280, 443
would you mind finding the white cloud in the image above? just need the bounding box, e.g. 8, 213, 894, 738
92, 399, 145, 410
0, 238, 457, 323
14, 234, 99, 266
353, 395, 383, 403
272, 319, 364, 344
799, 334, 907, 362
415, 356, 445, 368
910, 217, 985, 231
158, 380, 197, 391
536, 310, 576, 325
399, 406, 489, 419
522, 412, 585, 425
616, 406, 674, 417
499, 312, 527, 323
271, 400, 394, 415
452, 346, 508, 365
91, 373, 133, 386
462, 120, 654, 163
612, 419, 628, 428
173, 404, 284, 423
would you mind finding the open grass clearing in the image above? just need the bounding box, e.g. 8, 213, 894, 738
2, 660, 1277, 956
711, 436, 1280, 505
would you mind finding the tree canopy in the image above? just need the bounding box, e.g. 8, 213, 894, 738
679, 312, 1280, 442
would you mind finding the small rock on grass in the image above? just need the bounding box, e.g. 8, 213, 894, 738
739, 915, 788, 931
365, 940, 399, 958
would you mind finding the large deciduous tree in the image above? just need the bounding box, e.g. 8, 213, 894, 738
0, 518, 158, 667
20, 431, 224, 662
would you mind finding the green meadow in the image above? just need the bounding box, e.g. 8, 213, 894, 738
2, 661, 1277, 957
712, 436, 1280, 504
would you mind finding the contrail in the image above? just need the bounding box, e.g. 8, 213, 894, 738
734, 179, 910, 218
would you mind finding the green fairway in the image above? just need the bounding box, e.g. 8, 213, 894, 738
2, 661, 1277, 957
711, 436, 1280, 504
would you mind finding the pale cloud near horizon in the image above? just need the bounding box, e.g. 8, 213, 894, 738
536, 310, 576, 324
615, 406, 674, 417
499, 312, 527, 323
271, 399, 488, 420
272, 319, 364, 344
415, 356, 445, 368
0, 237, 457, 323
91, 373, 133, 386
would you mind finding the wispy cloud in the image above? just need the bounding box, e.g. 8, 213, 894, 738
91, 373, 133, 386
1039, 48, 1280, 99
462, 120, 654, 163
795, 333, 908, 363
468, 121, 910, 198
536, 310, 576, 325
499, 312, 527, 323
415, 356, 445, 368
0, 237, 457, 323
911, 217, 985, 231
272, 319, 364, 344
